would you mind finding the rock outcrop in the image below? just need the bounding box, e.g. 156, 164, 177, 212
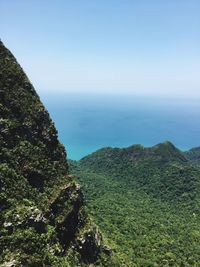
0, 41, 114, 266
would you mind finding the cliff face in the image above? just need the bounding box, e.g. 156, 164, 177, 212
0, 41, 113, 266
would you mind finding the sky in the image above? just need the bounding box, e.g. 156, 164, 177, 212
1, 0, 200, 98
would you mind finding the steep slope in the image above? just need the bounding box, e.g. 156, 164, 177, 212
0, 41, 116, 267
71, 142, 200, 266
184, 147, 200, 165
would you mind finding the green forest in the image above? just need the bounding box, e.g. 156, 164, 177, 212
70, 142, 200, 266
1, 39, 200, 266
0, 40, 118, 267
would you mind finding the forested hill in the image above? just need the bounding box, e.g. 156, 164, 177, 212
184, 147, 200, 165
70, 142, 200, 266
81, 141, 187, 165
0, 41, 117, 267
78, 141, 200, 206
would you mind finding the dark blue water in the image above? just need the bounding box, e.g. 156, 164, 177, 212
39, 92, 200, 160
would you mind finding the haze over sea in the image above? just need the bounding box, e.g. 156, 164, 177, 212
40, 92, 200, 160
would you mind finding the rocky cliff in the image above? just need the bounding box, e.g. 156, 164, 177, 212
0, 41, 115, 266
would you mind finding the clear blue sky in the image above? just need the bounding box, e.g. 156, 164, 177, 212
1, 0, 200, 98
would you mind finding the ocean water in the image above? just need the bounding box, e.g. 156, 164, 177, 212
40, 93, 200, 160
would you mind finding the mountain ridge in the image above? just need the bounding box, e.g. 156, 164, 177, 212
184, 147, 200, 165
80, 141, 187, 163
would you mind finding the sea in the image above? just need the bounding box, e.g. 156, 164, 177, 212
39, 92, 200, 160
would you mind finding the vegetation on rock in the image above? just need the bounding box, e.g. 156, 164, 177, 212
184, 147, 200, 165
0, 41, 116, 267
2, 39, 200, 266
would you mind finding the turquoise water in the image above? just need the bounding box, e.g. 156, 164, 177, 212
40, 93, 200, 160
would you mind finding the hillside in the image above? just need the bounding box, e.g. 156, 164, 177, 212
0, 41, 117, 267
70, 142, 200, 266
184, 147, 200, 165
